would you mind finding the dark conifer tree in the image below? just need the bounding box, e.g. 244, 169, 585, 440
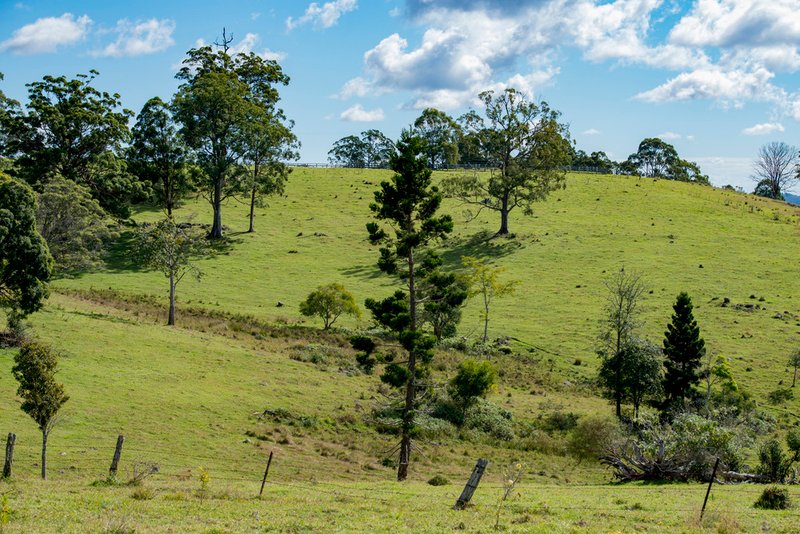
662, 292, 705, 409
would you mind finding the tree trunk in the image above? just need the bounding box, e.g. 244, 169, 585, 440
248, 185, 256, 233
792, 367, 797, 387
482, 294, 490, 343
41, 430, 47, 480
209, 178, 224, 239
398, 248, 417, 482
168, 271, 176, 326
165, 173, 173, 217
498, 195, 510, 235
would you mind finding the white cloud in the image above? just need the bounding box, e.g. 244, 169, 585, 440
692, 156, 753, 189
0, 13, 91, 54
741, 122, 785, 135
95, 19, 175, 57
337, 77, 374, 99
635, 65, 779, 105
340, 104, 384, 122
287, 0, 358, 31
583, 128, 601, 135
657, 131, 681, 140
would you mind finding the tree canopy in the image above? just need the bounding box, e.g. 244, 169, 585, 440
413, 108, 460, 169
663, 292, 706, 410
621, 138, 709, 184
328, 129, 394, 168
751, 142, 798, 200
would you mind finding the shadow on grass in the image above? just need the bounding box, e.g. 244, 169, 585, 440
339, 262, 383, 280
441, 230, 523, 265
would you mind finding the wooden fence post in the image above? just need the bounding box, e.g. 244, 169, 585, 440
454, 458, 488, 510
2, 433, 15, 479
700, 457, 720, 520
109, 435, 124, 478
259, 451, 273, 497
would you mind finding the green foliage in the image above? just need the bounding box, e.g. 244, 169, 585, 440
448, 359, 496, 418
666, 413, 743, 475
461, 256, 518, 343
541, 411, 580, 433
413, 108, 460, 168
757, 430, 800, 483
571, 149, 614, 173
328, 130, 394, 168
753, 486, 791, 510
0, 173, 52, 324
788, 350, 800, 387
12, 341, 69, 432
621, 138, 709, 184
598, 338, 663, 418
1, 71, 139, 217
128, 97, 193, 216
663, 292, 705, 410
299, 283, 360, 330
442, 87, 572, 234
134, 217, 208, 325
418, 257, 468, 340
35, 176, 117, 273
463, 398, 514, 440
766, 387, 794, 405
567, 416, 621, 461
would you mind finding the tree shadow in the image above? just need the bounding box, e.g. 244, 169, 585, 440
100, 230, 145, 274
440, 230, 523, 265
339, 262, 383, 280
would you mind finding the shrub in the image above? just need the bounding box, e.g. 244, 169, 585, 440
131, 487, 154, 500
464, 399, 514, 441
515, 428, 565, 455
754, 486, 791, 510
541, 411, 580, 433
428, 396, 464, 426
767, 388, 794, 405
449, 359, 497, 419
567, 416, 621, 462
758, 439, 791, 483
427, 475, 450, 486
299, 283, 360, 330
413, 414, 458, 440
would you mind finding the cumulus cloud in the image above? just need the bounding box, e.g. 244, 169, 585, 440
657, 131, 681, 140
634, 66, 779, 105
582, 128, 601, 135
340, 104, 384, 122
742, 122, 785, 135
0, 12, 91, 54
287, 0, 358, 31
95, 19, 175, 57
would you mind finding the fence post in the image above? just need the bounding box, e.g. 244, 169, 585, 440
700, 457, 720, 519
109, 435, 124, 478
2, 433, 15, 478
259, 451, 273, 497
454, 458, 488, 510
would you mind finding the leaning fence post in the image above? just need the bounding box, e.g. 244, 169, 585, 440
454, 458, 488, 510
700, 457, 720, 520
109, 435, 124, 478
259, 451, 273, 497
2, 433, 16, 478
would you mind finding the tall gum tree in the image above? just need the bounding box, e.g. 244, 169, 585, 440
443, 88, 571, 235
366, 132, 453, 481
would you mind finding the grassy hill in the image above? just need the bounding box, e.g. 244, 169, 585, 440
0, 169, 798, 532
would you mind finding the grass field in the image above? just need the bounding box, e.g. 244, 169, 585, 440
0, 168, 799, 532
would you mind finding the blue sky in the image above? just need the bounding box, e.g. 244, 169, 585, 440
2, 0, 799, 190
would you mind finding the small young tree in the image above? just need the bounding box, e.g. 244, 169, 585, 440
365, 131, 453, 481
702, 354, 737, 406
461, 256, 518, 343
135, 218, 208, 326
597, 268, 647, 418
789, 350, 800, 388
418, 253, 468, 341
12, 341, 69, 480
663, 292, 706, 411
449, 358, 496, 420
598, 339, 662, 419
299, 283, 360, 330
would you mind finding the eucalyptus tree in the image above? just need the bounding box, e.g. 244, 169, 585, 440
443, 88, 572, 235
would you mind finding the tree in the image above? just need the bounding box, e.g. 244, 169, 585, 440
12, 341, 69, 479
419, 266, 469, 341
571, 149, 614, 174
365, 131, 453, 481
598, 339, 662, 419
0, 173, 52, 328
173, 42, 292, 238
461, 256, 518, 343
751, 142, 798, 200
449, 359, 496, 420
663, 292, 706, 410
1, 71, 139, 217
622, 138, 709, 184
0, 72, 19, 150
413, 108, 460, 168
443, 88, 572, 235
789, 350, 800, 388
128, 97, 193, 216
702, 354, 736, 406
598, 268, 647, 419
36, 176, 116, 273
328, 130, 394, 168
299, 283, 360, 330
135, 218, 208, 326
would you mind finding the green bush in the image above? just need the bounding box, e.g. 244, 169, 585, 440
567, 416, 621, 462
754, 486, 791, 510
758, 439, 791, 483
515, 428, 565, 455
463, 399, 514, 441
413, 414, 458, 440
541, 411, 580, 433
427, 475, 450, 486
767, 388, 794, 405
428, 395, 464, 426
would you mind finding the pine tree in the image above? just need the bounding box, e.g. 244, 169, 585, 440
662, 292, 705, 409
